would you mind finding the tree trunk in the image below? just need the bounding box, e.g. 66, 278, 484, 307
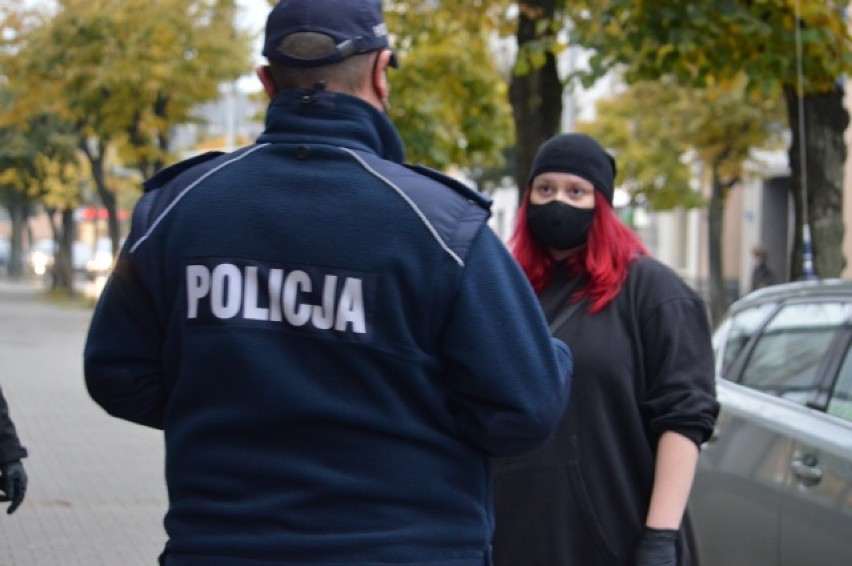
784, 85, 848, 279
707, 167, 728, 327
45, 207, 76, 295
127, 94, 171, 180
80, 136, 121, 257
6, 193, 30, 279
510, 0, 563, 203
97, 170, 120, 257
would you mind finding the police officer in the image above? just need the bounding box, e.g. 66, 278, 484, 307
84, 1, 572, 565
0, 385, 27, 515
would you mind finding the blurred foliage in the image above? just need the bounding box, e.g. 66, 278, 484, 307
384, 1, 515, 172
0, 94, 85, 291
0, 0, 253, 176
565, 0, 850, 280
578, 76, 786, 210
576, 82, 696, 211
566, 0, 852, 95
0, 0, 843, 227
0, 0, 253, 253
258, 0, 517, 173
0, 86, 80, 208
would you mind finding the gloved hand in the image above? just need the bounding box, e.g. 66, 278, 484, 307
0, 460, 27, 514
634, 527, 678, 566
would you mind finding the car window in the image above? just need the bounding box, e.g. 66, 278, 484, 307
715, 302, 777, 378
33, 239, 55, 254
739, 301, 852, 405
828, 345, 852, 422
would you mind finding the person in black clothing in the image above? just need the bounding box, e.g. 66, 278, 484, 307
0, 385, 27, 515
751, 245, 775, 291
491, 133, 719, 566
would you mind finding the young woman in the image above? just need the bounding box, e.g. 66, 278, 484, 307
491, 133, 719, 566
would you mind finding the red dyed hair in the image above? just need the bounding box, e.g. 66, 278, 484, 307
509, 190, 648, 313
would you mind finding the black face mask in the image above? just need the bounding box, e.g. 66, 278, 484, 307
527, 201, 594, 251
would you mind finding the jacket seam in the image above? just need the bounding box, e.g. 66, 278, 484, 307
341, 147, 464, 267
130, 144, 269, 254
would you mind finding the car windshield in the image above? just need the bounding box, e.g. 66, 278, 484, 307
33, 239, 55, 254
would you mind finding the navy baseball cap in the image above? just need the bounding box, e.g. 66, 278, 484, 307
263, 0, 398, 68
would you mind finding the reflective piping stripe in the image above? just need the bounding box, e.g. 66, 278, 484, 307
130, 145, 269, 254
342, 148, 464, 267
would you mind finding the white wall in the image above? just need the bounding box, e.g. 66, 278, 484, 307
487, 182, 520, 243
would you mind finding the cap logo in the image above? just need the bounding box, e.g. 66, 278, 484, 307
373, 22, 388, 38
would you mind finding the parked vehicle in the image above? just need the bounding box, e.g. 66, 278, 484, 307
85, 237, 119, 279
27, 239, 56, 276
0, 237, 10, 267
687, 279, 852, 566
27, 239, 94, 276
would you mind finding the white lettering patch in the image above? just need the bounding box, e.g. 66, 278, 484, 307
185, 261, 373, 340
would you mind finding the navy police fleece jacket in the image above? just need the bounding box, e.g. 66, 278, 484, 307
84, 90, 572, 566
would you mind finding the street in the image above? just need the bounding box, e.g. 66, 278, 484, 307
0, 278, 168, 565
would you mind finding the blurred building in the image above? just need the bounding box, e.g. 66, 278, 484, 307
172, 83, 265, 157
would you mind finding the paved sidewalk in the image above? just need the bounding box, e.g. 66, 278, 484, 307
0, 278, 168, 565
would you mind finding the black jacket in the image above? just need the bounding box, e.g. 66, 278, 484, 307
0, 386, 26, 465
492, 256, 718, 566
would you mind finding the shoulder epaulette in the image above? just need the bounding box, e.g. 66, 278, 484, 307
404, 164, 492, 211
142, 151, 226, 193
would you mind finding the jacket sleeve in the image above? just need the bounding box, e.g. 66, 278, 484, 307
83, 195, 167, 430
0, 386, 27, 464
640, 292, 720, 446
440, 226, 573, 457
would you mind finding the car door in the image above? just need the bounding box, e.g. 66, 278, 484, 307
690, 298, 852, 566
779, 329, 852, 566
689, 381, 793, 565
690, 300, 788, 566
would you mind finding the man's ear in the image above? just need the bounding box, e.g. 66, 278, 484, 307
256, 65, 278, 99
371, 50, 393, 105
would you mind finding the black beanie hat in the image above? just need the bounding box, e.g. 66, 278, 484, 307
527, 133, 617, 205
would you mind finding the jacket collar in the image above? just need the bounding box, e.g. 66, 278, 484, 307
257, 89, 405, 163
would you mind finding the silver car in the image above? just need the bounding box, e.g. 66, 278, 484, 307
687, 279, 852, 566
0, 237, 10, 267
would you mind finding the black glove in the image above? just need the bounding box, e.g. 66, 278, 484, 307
634, 527, 678, 566
0, 460, 27, 514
